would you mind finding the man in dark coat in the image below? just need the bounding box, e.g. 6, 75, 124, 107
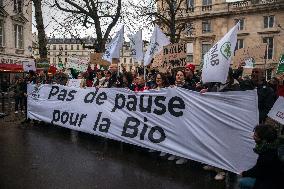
240, 68, 275, 123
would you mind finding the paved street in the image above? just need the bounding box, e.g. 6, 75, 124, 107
0, 114, 238, 189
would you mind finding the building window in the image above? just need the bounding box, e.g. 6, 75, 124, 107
264, 16, 274, 28
202, 20, 211, 33
65, 52, 67, 55
130, 58, 132, 63
65, 58, 67, 62
201, 44, 211, 60
187, 0, 194, 11
124, 58, 126, 63
47, 52, 50, 55
14, 0, 23, 13
65, 45, 67, 50
186, 23, 194, 36
0, 20, 3, 47
14, 24, 23, 49
235, 19, 244, 30
236, 39, 244, 50
263, 37, 273, 59
187, 0, 194, 7
53, 45, 56, 50
71, 45, 73, 50
202, 0, 212, 6
187, 55, 193, 62
59, 45, 63, 50
77, 45, 79, 50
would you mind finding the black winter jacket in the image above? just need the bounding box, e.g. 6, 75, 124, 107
242, 148, 283, 189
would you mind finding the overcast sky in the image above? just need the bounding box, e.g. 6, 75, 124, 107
32, 0, 153, 41
32, 0, 242, 40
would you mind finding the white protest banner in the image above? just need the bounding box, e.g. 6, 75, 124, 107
233, 44, 266, 68
102, 26, 124, 63
128, 30, 144, 62
28, 85, 258, 174
243, 57, 255, 68
23, 60, 36, 72
268, 96, 284, 125
202, 23, 239, 84
144, 25, 171, 66
90, 53, 111, 66
66, 57, 89, 72
163, 43, 187, 68
152, 51, 164, 69
67, 79, 83, 88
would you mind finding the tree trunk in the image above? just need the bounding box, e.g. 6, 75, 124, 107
33, 0, 47, 59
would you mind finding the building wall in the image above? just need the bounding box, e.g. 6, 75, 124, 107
33, 39, 144, 72
33, 40, 94, 66
47, 43, 93, 66
158, 0, 284, 75
0, 0, 33, 63
119, 44, 142, 72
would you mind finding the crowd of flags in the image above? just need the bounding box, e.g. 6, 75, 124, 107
102, 23, 284, 83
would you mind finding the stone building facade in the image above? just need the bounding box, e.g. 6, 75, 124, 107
0, 0, 33, 65
157, 0, 284, 76
33, 37, 95, 67
33, 37, 143, 72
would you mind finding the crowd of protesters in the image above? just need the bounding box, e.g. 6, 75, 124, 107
3, 61, 284, 188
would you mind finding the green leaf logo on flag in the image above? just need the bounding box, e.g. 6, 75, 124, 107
280, 56, 284, 64
221, 42, 231, 60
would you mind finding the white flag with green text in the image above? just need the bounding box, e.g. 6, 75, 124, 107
202, 23, 239, 84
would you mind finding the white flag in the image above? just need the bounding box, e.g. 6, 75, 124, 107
23, 60, 36, 72
128, 30, 143, 62
202, 23, 239, 84
144, 25, 170, 66
102, 26, 124, 63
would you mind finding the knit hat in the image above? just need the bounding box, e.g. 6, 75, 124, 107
185, 63, 195, 72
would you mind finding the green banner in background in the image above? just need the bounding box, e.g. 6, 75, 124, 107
36, 61, 50, 69
277, 54, 284, 74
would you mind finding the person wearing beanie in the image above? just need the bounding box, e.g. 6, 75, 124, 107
183, 63, 199, 91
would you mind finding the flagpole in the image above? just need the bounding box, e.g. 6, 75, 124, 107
265, 44, 269, 81
142, 30, 147, 87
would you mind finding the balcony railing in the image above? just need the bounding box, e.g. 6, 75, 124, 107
202, 5, 212, 12
232, 0, 250, 8
259, 0, 278, 4
187, 7, 194, 12
230, 0, 281, 8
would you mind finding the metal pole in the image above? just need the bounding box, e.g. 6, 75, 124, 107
141, 30, 147, 86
